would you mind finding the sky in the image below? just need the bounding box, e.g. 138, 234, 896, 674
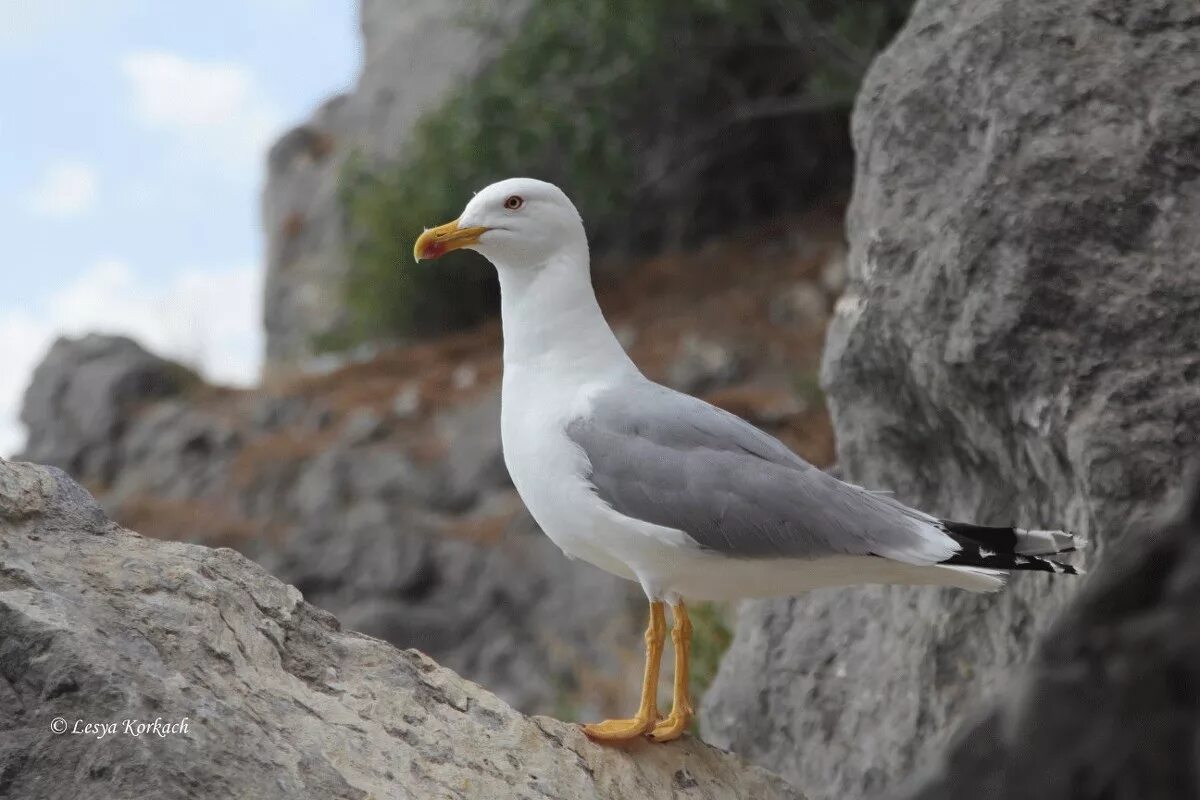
0, 1, 360, 455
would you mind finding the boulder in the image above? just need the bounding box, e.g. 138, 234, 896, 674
18, 335, 197, 485
0, 458, 804, 800
16, 336, 640, 718
903, 477, 1200, 799
702, 0, 1200, 796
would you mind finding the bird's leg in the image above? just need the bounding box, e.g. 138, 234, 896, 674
582, 600, 666, 742
648, 601, 693, 743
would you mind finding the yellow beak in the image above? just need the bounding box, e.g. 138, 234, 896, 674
412, 219, 489, 262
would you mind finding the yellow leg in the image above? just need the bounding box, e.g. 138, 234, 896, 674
648, 601, 693, 743
582, 600, 666, 742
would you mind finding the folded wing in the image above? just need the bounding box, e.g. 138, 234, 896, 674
566, 380, 959, 565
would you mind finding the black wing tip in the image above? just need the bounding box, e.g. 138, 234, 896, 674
939, 520, 1084, 557
939, 549, 1083, 575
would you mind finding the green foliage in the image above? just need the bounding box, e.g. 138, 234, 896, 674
335, 0, 911, 346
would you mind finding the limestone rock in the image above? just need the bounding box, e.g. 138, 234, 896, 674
702, 0, 1200, 796
18, 335, 197, 485
903, 478, 1200, 799
262, 0, 525, 373
0, 458, 804, 800
15, 335, 638, 719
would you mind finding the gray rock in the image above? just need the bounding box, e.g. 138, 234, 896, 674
109, 400, 242, 506
261, 0, 526, 374
702, 0, 1200, 797
390, 384, 422, 419
435, 389, 512, 506
339, 408, 387, 446
18, 335, 196, 484
17, 336, 637, 718
666, 334, 748, 395
901, 477, 1200, 799
767, 282, 828, 329
0, 458, 804, 800
819, 246, 847, 298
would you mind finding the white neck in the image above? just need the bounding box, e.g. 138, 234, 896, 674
494, 248, 636, 377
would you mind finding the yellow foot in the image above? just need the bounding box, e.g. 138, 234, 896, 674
647, 709, 692, 743
582, 715, 657, 743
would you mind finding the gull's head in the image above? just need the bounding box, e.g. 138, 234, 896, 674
412, 178, 586, 269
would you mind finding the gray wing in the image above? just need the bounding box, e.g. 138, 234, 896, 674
566, 380, 956, 564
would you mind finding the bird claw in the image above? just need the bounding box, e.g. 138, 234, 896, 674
646, 709, 692, 743
581, 714, 657, 742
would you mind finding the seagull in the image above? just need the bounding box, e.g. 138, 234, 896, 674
412, 178, 1083, 744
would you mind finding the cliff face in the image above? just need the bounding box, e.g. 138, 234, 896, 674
703, 0, 1200, 796
0, 458, 804, 800
904, 477, 1200, 799
262, 0, 523, 373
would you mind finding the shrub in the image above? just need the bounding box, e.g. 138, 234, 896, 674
335, 0, 911, 346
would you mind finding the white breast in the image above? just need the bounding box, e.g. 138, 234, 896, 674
500, 367, 638, 581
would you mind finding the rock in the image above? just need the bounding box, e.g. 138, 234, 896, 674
390, 384, 422, 419
261, 0, 526, 374
451, 364, 478, 391
702, 1, 1200, 797
17, 336, 637, 718
818, 246, 847, 298
18, 335, 197, 485
904, 476, 1200, 799
435, 389, 512, 504
767, 282, 827, 329
666, 334, 748, 395
339, 408, 387, 446
0, 459, 804, 800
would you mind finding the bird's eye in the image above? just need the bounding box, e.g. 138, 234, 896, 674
503, 195, 524, 210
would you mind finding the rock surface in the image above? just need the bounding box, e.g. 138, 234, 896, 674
703, 0, 1200, 796
902, 477, 1200, 799
262, 0, 524, 373
17, 335, 641, 720
0, 458, 804, 800
19, 335, 196, 485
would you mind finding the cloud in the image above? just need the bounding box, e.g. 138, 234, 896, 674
121, 50, 281, 168
0, 259, 263, 456
27, 161, 99, 217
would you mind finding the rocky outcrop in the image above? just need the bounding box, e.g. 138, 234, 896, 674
262, 0, 524, 372
0, 458, 804, 800
703, 0, 1200, 796
17, 334, 640, 720
903, 477, 1200, 799
19, 335, 197, 485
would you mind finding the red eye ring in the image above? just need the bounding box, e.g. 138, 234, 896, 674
504, 195, 524, 210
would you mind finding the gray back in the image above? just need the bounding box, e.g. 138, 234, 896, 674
566, 381, 952, 564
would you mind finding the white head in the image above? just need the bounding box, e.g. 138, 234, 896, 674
413, 178, 587, 269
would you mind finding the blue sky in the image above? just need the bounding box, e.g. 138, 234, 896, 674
0, 1, 360, 454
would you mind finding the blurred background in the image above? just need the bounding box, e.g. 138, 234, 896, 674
0, 1, 358, 455
8, 3, 1200, 798
4, 0, 910, 721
